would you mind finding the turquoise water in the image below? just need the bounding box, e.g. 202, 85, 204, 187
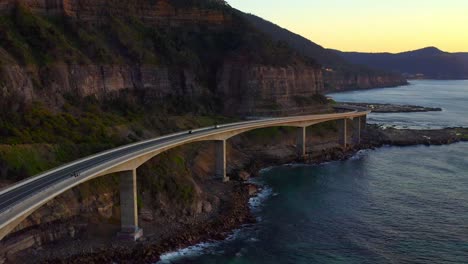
158, 81, 468, 263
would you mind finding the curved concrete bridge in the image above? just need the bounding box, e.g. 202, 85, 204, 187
0, 109, 369, 241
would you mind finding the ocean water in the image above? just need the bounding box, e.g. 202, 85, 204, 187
157, 81, 468, 264
328, 80, 468, 129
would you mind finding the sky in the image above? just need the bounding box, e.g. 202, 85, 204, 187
226, 0, 468, 53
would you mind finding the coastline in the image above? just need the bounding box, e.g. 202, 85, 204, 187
337, 102, 442, 113
26, 125, 468, 263
324, 81, 410, 95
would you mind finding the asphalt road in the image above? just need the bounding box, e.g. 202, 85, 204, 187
0, 126, 215, 213
0, 111, 366, 215
0, 118, 269, 213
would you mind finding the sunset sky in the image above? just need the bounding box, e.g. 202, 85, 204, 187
227, 0, 468, 53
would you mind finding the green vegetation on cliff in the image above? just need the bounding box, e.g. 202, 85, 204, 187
0, 2, 310, 67
0, 0, 323, 209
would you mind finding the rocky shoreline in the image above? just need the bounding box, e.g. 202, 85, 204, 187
41, 184, 256, 264
11, 125, 468, 264
338, 102, 442, 113
363, 125, 468, 146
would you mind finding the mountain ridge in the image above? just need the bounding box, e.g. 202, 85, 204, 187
334, 47, 468, 79
239, 11, 408, 92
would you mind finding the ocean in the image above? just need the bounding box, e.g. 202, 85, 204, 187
157, 80, 468, 264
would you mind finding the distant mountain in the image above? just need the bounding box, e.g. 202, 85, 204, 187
240, 12, 407, 91
333, 47, 468, 79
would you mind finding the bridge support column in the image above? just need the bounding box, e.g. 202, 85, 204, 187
352, 117, 361, 145
118, 169, 142, 241
296, 127, 306, 158
338, 119, 347, 148
216, 140, 229, 182
361, 115, 367, 132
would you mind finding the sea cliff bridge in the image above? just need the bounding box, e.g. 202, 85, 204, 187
0, 109, 370, 241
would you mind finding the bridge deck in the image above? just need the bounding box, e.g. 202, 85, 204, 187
0, 110, 369, 240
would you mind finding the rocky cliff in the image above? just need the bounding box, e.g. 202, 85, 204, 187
0, 0, 228, 25
0, 1, 406, 261
241, 12, 408, 92
0, 62, 201, 108
323, 70, 408, 93
0, 62, 324, 116
218, 63, 324, 115
0, 0, 325, 117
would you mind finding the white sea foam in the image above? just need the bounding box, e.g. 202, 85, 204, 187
248, 185, 273, 213
259, 166, 274, 173
349, 150, 370, 160
156, 182, 273, 263
156, 241, 218, 263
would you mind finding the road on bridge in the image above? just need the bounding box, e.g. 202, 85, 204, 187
0, 110, 369, 240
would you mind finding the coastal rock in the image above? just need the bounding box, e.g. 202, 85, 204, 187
238, 171, 251, 181
140, 208, 154, 222
202, 201, 213, 213
247, 184, 258, 197
6, 123, 468, 262
210, 196, 221, 208
338, 102, 443, 113
195, 201, 203, 214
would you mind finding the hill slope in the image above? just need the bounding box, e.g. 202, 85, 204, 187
334, 47, 468, 79
240, 12, 408, 91
0, 0, 332, 119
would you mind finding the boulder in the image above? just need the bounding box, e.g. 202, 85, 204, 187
202, 201, 212, 213
238, 171, 250, 181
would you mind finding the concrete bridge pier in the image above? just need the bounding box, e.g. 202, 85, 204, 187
352, 117, 361, 145
118, 169, 143, 241
338, 119, 347, 148
361, 115, 367, 131
215, 140, 229, 182
296, 127, 306, 158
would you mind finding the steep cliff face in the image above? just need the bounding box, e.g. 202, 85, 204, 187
0, 0, 229, 25
0, 62, 202, 107
219, 63, 324, 115
0, 0, 325, 117
241, 12, 408, 92
0, 61, 323, 116
323, 70, 408, 93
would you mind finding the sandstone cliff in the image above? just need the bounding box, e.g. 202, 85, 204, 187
0, 0, 228, 25
0, 61, 324, 116
241, 12, 408, 92
218, 63, 324, 115
0, 0, 325, 117
323, 70, 408, 93
0, 62, 201, 107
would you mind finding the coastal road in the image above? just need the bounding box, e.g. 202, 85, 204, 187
0, 110, 369, 240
